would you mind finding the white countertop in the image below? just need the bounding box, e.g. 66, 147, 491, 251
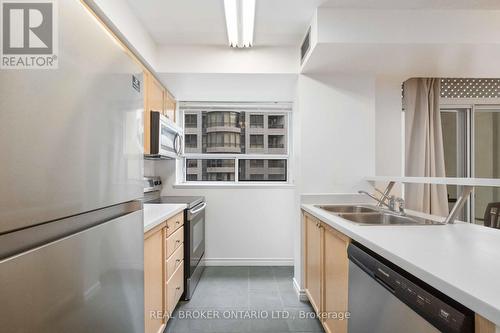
302, 203, 500, 326
143, 203, 186, 233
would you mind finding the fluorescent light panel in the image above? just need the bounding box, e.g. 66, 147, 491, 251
224, 0, 255, 48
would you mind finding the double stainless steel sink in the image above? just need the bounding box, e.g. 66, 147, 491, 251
315, 205, 444, 226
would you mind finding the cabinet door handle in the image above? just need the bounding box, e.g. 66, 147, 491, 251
176, 220, 180, 224
176, 286, 181, 290
176, 240, 180, 243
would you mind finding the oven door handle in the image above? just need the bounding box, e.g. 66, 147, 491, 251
189, 202, 207, 217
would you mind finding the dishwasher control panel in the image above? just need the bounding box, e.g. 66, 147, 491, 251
348, 242, 474, 333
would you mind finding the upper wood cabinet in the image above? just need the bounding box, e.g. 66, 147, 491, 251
146, 72, 164, 114
143, 71, 176, 154
164, 91, 176, 122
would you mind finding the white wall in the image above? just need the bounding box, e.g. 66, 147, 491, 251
297, 74, 376, 193
293, 73, 377, 286
89, 0, 157, 68
156, 45, 299, 74
148, 74, 298, 266
316, 9, 500, 44
375, 76, 406, 177
159, 73, 298, 102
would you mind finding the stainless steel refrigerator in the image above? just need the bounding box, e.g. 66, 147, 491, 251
0, 1, 145, 332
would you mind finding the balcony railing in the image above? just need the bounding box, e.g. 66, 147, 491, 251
207, 143, 240, 148
207, 121, 239, 128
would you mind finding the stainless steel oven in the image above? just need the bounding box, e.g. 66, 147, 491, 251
185, 201, 206, 300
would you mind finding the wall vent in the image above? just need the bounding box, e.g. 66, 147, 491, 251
441, 78, 500, 98
300, 27, 311, 64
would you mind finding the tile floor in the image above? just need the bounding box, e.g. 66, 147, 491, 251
164, 266, 325, 333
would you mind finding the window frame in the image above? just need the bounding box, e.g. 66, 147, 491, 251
176, 102, 293, 187
439, 102, 500, 224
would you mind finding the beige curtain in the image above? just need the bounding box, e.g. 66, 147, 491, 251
404, 78, 449, 216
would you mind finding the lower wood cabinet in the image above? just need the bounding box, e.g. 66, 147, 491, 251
303, 210, 495, 333
303, 211, 350, 333
304, 212, 323, 313
144, 227, 165, 333
144, 212, 184, 333
166, 263, 184, 315
323, 225, 350, 333
166, 244, 184, 281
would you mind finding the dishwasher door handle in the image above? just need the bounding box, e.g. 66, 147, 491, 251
374, 275, 395, 294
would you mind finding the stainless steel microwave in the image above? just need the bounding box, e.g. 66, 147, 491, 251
147, 111, 183, 159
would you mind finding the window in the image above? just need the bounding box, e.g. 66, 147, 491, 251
186, 159, 235, 182
250, 115, 264, 128
179, 102, 291, 184
250, 159, 264, 168
268, 115, 285, 129
207, 112, 240, 128
249, 135, 264, 148
439, 90, 500, 226
187, 160, 198, 168
238, 159, 287, 182
185, 134, 197, 148
268, 135, 284, 149
268, 160, 285, 168
186, 174, 198, 181
185, 114, 197, 128
207, 132, 240, 150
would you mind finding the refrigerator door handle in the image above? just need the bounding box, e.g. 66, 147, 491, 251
0, 201, 142, 261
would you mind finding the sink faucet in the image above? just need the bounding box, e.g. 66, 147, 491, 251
358, 189, 406, 215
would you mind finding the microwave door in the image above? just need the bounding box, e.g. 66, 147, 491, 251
159, 122, 177, 157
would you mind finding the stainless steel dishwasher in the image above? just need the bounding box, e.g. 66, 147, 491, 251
347, 243, 474, 333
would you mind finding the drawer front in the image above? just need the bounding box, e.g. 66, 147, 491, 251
166, 212, 184, 237
166, 226, 183, 259
165, 243, 184, 281
166, 263, 184, 316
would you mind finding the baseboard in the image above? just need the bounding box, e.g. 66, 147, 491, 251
203, 258, 294, 266
292, 277, 308, 302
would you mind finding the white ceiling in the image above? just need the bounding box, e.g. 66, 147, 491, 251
320, 0, 500, 10
126, 0, 500, 48
126, 0, 324, 46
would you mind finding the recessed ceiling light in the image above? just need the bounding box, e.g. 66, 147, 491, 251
223, 0, 255, 48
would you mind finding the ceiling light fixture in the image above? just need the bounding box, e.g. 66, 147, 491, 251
224, 0, 255, 48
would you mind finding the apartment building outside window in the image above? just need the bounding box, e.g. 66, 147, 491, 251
185, 114, 197, 128
185, 134, 198, 148
180, 102, 291, 184
250, 115, 264, 128
268, 115, 285, 129
250, 135, 264, 148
